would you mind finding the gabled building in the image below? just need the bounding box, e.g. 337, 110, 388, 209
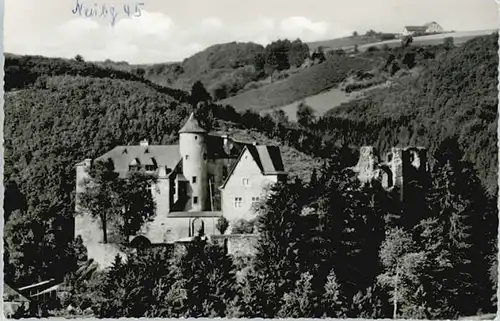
402, 22, 444, 36
75, 112, 287, 266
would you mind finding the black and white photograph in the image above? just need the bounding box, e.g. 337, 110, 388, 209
2, 0, 499, 319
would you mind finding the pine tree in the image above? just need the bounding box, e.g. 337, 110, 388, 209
421, 137, 494, 316
250, 179, 307, 317
277, 272, 316, 317
322, 269, 347, 317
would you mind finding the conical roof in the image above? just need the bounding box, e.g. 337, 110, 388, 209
179, 112, 206, 134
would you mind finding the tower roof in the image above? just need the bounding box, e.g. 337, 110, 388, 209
179, 112, 207, 134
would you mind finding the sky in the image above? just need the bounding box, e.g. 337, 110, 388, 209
4, 0, 499, 64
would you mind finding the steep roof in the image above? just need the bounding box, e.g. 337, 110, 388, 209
424, 21, 439, 27
247, 145, 286, 174
96, 145, 181, 177
219, 145, 286, 189
404, 26, 429, 31
4, 284, 30, 303
179, 112, 207, 134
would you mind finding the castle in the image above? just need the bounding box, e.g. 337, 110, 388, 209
75, 112, 287, 266
352, 145, 428, 197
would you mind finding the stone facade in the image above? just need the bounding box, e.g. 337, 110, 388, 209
352, 145, 428, 199
74, 113, 286, 267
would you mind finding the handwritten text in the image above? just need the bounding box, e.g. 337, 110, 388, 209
72, 0, 145, 26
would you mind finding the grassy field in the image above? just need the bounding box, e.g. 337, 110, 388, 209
260, 86, 360, 121
356, 29, 498, 52
307, 35, 381, 51
219, 56, 376, 112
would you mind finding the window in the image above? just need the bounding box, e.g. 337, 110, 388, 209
203, 153, 207, 160
242, 178, 250, 187
185, 155, 189, 160
234, 197, 243, 208
193, 196, 198, 204
252, 196, 260, 203
195, 135, 198, 140
145, 165, 155, 171
192, 176, 197, 183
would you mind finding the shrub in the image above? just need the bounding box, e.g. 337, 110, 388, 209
231, 219, 255, 234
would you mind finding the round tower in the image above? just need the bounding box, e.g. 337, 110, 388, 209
179, 112, 208, 212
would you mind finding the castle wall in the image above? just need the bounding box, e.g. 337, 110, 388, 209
389, 147, 404, 188
136, 215, 218, 244
353, 146, 379, 183
152, 175, 170, 219
179, 133, 209, 211
75, 160, 126, 268
221, 148, 277, 225
211, 234, 259, 257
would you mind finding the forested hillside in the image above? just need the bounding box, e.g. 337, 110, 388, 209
323, 33, 498, 193
3, 58, 320, 287
3, 32, 498, 319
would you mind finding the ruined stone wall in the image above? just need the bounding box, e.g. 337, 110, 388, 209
353, 146, 380, 183
211, 234, 259, 257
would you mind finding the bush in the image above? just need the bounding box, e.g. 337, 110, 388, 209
231, 219, 255, 234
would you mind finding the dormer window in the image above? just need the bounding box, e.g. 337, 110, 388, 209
129, 158, 140, 171
192, 176, 197, 183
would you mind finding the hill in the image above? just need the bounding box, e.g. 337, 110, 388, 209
356, 29, 497, 52
322, 33, 498, 193
3, 55, 321, 285
219, 56, 377, 112
307, 34, 390, 51
99, 42, 265, 94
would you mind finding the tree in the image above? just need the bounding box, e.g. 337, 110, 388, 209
231, 219, 255, 234
189, 81, 212, 107
296, 101, 315, 127
216, 216, 229, 234
172, 237, 238, 317
419, 137, 495, 316
322, 269, 347, 317
352, 31, 359, 37
253, 53, 266, 73
311, 47, 326, 63
119, 170, 158, 241
134, 68, 146, 77
249, 180, 308, 317
377, 227, 428, 319
74, 54, 84, 62
288, 39, 310, 68
264, 39, 292, 73
277, 272, 316, 317
401, 35, 413, 48
79, 161, 157, 244
443, 37, 455, 50
78, 160, 121, 244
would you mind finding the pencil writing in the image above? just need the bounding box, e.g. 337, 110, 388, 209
72, 0, 145, 26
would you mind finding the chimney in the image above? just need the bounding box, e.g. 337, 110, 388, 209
140, 139, 149, 147
222, 134, 233, 154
